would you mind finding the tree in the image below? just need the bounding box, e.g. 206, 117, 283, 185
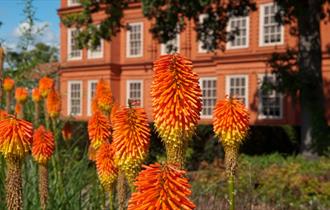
4, 0, 58, 87
61, 0, 330, 154
265, 0, 330, 155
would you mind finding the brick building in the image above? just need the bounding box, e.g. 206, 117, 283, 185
57, 0, 330, 124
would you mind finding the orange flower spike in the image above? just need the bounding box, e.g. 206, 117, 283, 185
32, 125, 55, 165
0, 116, 33, 158
15, 87, 28, 103
96, 142, 118, 191
46, 88, 61, 118
32, 87, 41, 102
213, 97, 250, 147
3, 77, 15, 92
95, 79, 113, 112
88, 111, 111, 149
61, 122, 72, 141
15, 103, 22, 116
0, 109, 8, 120
151, 54, 202, 144
112, 107, 150, 183
128, 163, 196, 210
39, 76, 54, 97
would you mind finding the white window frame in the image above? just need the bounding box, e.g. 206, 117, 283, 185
198, 14, 208, 53
126, 80, 143, 107
160, 33, 180, 55
68, 80, 83, 116
257, 74, 283, 119
226, 16, 250, 49
68, 0, 80, 7
126, 22, 143, 58
87, 39, 104, 59
259, 3, 284, 47
225, 75, 249, 107
87, 80, 98, 116
199, 77, 217, 119
67, 28, 82, 61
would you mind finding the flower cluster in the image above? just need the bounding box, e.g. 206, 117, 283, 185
32, 126, 55, 165
88, 111, 112, 149
39, 76, 54, 97
15, 87, 28, 103
94, 79, 113, 113
213, 97, 250, 147
151, 54, 202, 147
95, 142, 118, 191
112, 107, 150, 183
3, 77, 15, 92
46, 88, 61, 118
0, 116, 33, 158
128, 163, 195, 210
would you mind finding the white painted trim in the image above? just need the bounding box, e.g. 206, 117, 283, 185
225, 75, 249, 108
198, 14, 208, 53
87, 39, 104, 59
67, 28, 82, 61
160, 33, 180, 55
67, 80, 83, 116
259, 2, 284, 47
199, 77, 217, 119
126, 80, 144, 107
126, 22, 144, 58
226, 16, 250, 50
87, 80, 98, 116
68, 0, 80, 7
257, 74, 283, 119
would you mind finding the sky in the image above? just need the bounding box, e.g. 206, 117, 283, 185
0, 0, 59, 49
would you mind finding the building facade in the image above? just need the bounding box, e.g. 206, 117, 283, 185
58, 0, 330, 124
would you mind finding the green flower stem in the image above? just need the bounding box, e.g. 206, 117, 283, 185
228, 174, 235, 210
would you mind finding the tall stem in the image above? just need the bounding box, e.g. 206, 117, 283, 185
38, 164, 48, 210
117, 171, 126, 210
228, 174, 235, 210
5, 155, 23, 210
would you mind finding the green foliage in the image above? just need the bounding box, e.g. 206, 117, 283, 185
191, 154, 330, 210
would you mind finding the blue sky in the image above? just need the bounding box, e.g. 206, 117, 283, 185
0, 0, 59, 49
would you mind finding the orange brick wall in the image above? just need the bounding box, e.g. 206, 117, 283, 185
58, 0, 330, 125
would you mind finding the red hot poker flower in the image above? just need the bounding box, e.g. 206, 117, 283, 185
39, 77, 54, 97
15, 87, 28, 103
213, 97, 250, 147
46, 88, 61, 118
96, 142, 118, 191
0, 116, 33, 158
32, 87, 41, 102
88, 111, 111, 149
128, 163, 196, 210
112, 107, 150, 183
32, 125, 55, 165
3, 77, 15, 92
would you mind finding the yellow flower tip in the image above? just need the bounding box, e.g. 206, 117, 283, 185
0, 116, 33, 158
112, 107, 150, 171
151, 53, 202, 144
128, 163, 196, 210
0, 109, 8, 120
46, 88, 61, 118
88, 111, 111, 149
39, 76, 54, 97
61, 122, 72, 141
32, 87, 41, 102
96, 142, 118, 191
3, 77, 15, 92
95, 79, 113, 112
32, 125, 55, 165
15, 87, 28, 103
213, 97, 250, 146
